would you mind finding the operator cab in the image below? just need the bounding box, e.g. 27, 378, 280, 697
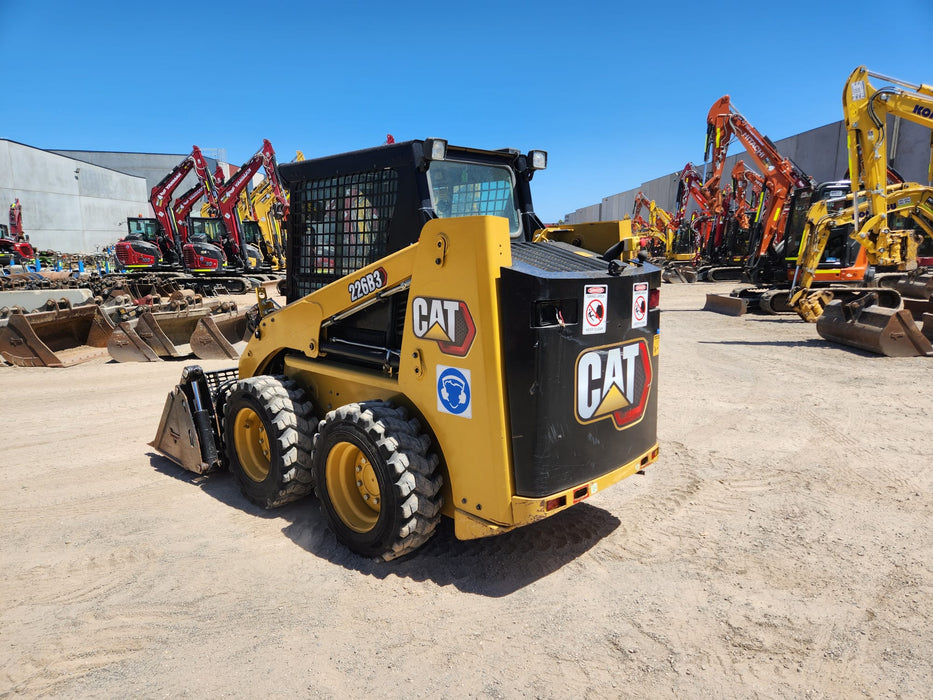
426, 159, 522, 237
188, 217, 225, 246
784, 181, 859, 272
280, 138, 547, 302
125, 217, 160, 242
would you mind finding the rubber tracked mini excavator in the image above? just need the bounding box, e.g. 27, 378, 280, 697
152, 138, 662, 560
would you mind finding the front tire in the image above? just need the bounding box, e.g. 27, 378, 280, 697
312, 401, 443, 560
223, 375, 316, 508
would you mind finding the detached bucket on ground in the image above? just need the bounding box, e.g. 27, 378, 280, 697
816, 294, 933, 357
0, 304, 115, 367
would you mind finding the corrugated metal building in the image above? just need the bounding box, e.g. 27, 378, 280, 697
564, 118, 931, 224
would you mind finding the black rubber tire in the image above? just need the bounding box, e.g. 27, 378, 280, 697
223, 375, 316, 508
312, 401, 443, 561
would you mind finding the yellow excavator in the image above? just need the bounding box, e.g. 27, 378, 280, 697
788, 66, 933, 356
234, 151, 304, 272
789, 183, 933, 355
152, 139, 662, 560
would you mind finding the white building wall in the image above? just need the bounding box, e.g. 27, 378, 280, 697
1, 140, 149, 253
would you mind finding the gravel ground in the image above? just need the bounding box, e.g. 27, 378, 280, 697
1, 281, 930, 698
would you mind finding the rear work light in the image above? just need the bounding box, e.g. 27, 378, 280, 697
648, 288, 660, 310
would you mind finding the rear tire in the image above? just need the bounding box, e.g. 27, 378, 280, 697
223, 375, 315, 508
312, 401, 443, 560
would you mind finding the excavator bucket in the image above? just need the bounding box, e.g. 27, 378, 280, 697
150, 366, 225, 475
894, 274, 933, 302
189, 309, 251, 360
661, 265, 697, 284
816, 294, 933, 357
107, 308, 212, 362
0, 304, 115, 367
922, 313, 933, 342
703, 293, 747, 316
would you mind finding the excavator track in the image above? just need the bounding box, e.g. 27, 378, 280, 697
704, 285, 903, 316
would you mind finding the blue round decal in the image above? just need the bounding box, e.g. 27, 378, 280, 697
437, 367, 471, 415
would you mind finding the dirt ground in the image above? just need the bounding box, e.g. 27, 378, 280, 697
1, 281, 930, 698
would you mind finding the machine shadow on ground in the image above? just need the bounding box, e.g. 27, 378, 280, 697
149, 452, 620, 597
698, 338, 880, 355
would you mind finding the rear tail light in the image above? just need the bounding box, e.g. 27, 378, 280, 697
648, 288, 660, 310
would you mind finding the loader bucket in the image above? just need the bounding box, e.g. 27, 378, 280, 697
816, 295, 933, 357
0, 304, 115, 367
150, 366, 223, 474
189, 310, 250, 360
704, 293, 747, 316
107, 308, 212, 362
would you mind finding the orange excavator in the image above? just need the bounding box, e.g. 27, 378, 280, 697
704, 95, 813, 284
700, 160, 765, 279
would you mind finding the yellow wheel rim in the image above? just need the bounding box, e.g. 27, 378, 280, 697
325, 441, 381, 533
233, 407, 271, 482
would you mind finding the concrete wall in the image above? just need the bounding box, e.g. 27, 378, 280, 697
565, 118, 930, 223
1, 140, 149, 253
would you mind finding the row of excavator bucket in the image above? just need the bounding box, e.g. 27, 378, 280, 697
0, 292, 251, 367
108, 308, 250, 362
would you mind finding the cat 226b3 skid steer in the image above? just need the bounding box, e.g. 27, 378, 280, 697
152, 138, 661, 560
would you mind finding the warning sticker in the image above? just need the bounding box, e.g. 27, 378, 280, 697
632, 282, 648, 329
851, 80, 866, 101
583, 285, 607, 335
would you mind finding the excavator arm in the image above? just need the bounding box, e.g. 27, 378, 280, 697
731, 160, 766, 230
844, 66, 933, 238
149, 146, 215, 261
215, 139, 285, 268
632, 192, 675, 255
705, 96, 811, 275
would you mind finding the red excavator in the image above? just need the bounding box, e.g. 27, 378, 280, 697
117, 146, 216, 269
211, 139, 287, 273
1, 199, 36, 265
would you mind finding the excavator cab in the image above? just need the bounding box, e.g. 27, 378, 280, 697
782, 182, 863, 280
238, 220, 269, 271
183, 217, 227, 272
116, 217, 164, 269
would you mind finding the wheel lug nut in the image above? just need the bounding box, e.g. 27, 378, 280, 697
357, 480, 363, 487
363, 494, 370, 501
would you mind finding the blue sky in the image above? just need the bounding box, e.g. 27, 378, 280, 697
1, 0, 931, 223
